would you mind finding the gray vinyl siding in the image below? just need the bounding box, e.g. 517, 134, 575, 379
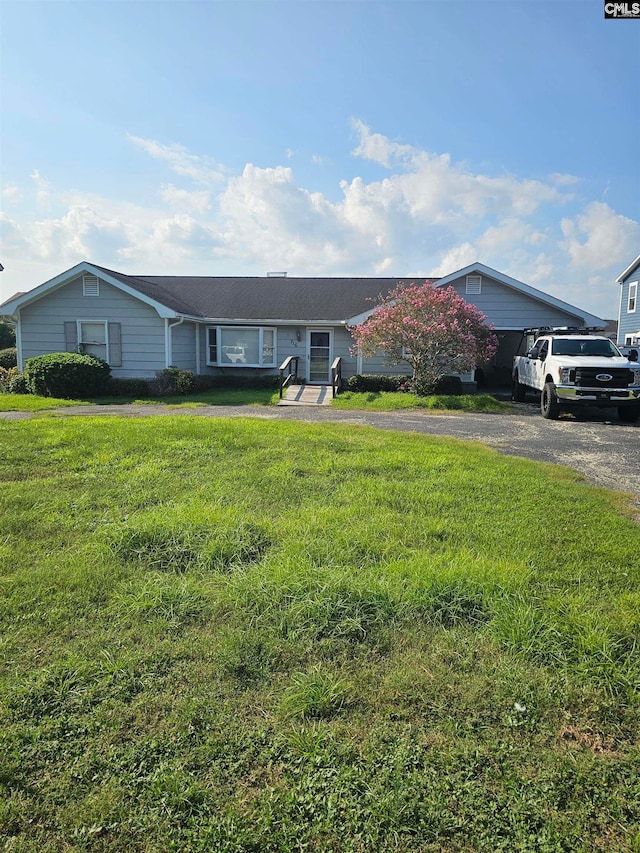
360, 352, 410, 377
617, 274, 640, 345
19, 276, 166, 377
170, 321, 197, 371
445, 274, 586, 328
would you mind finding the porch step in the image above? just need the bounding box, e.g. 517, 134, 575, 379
277, 384, 333, 406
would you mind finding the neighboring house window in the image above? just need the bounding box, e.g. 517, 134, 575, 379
466, 275, 482, 295
82, 275, 100, 297
206, 326, 277, 367
63, 320, 122, 367
628, 282, 638, 313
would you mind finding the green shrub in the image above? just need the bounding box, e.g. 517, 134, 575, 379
345, 373, 463, 396
430, 375, 463, 395
105, 377, 151, 398
0, 366, 18, 392
7, 371, 29, 394
0, 347, 17, 369
152, 366, 195, 396
192, 373, 279, 392
345, 374, 410, 393
24, 352, 111, 398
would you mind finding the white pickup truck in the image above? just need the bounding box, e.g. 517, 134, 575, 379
512, 328, 640, 421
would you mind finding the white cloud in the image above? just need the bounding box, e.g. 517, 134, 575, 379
2, 185, 22, 204
160, 184, 211, 214
127, 134, 225, 187
560, 201, 640, 271
431, 243, 477, 277
31, 169, 51, 211
1, 124, 637, 322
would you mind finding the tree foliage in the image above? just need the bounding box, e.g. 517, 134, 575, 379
350, 281, 498, 395
0, 321, 16, 350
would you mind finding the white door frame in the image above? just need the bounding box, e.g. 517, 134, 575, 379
306, 328, 333, 383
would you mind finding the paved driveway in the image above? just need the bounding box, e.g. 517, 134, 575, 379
2, 400, 638, 506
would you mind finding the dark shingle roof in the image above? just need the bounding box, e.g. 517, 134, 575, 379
91, 265, 427, 322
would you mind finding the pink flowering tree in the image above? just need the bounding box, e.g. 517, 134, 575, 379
349, 281, 498, 395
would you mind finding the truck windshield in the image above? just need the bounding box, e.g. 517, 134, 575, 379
552, 339, 620, 357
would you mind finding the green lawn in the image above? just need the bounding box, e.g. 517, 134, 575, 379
0, 416, 639, 852
332, 391, 512, 412
0, 388, 510, 414
0, 393, 89, 411
0, 386, 279, 411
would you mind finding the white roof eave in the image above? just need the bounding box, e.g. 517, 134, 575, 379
616, 254, 640, 283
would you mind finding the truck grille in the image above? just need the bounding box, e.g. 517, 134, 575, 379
574, 368, 633, 388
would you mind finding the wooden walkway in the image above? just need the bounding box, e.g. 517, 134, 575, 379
277, 384, 333, 406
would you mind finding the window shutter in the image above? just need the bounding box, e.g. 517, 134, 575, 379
64, 321, 78, 352
108, 322, 122, 367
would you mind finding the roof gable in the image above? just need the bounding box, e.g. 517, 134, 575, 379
434, 262, 603, 326
0, 262, 179, 318
616, 254, 640, 283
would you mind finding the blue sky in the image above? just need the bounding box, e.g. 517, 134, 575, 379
1, 0, 638, 318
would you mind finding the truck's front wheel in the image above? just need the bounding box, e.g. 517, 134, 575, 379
541, 382, 560, 419
619, 405, 640, 423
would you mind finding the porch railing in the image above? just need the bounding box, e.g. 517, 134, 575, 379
279, 356, 300, 399
331, 356, 342, 398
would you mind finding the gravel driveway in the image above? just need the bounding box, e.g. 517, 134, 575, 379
2, 400, 639, 507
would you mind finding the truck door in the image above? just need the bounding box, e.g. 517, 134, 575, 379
532, 339, 549, 388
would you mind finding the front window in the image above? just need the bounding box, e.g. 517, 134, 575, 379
552, 338, 620, 357
206, 326, 276, 367
628, 282, 637, 313
78, 321, 107, 360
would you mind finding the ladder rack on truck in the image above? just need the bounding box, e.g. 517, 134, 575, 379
523, 326, 606, 338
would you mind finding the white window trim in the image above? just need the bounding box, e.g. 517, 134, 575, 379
206, 325, 277, 368
77, 319, 109, 362
82, 275, 100, 297
628, 281, 638, 313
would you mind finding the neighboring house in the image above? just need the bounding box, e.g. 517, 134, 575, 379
0, 261, 604, 386
616, 254, 640, 347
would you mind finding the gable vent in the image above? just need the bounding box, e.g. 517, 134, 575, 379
83, 275, 100, 297
465, 275, 482, 295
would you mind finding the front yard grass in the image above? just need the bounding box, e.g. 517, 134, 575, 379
0, 388, 510, 414
0, 386, 279, 411
332, 390, 512, 412
0, 416, 639, 851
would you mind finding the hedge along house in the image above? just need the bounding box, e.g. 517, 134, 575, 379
0, 260, 603, 386
616, 253, 640, 347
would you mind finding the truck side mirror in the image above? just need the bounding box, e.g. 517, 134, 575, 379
629, 349, 638, 362
527, 347, 539, 359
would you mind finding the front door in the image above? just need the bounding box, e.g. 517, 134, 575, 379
306, 330, 332, 383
